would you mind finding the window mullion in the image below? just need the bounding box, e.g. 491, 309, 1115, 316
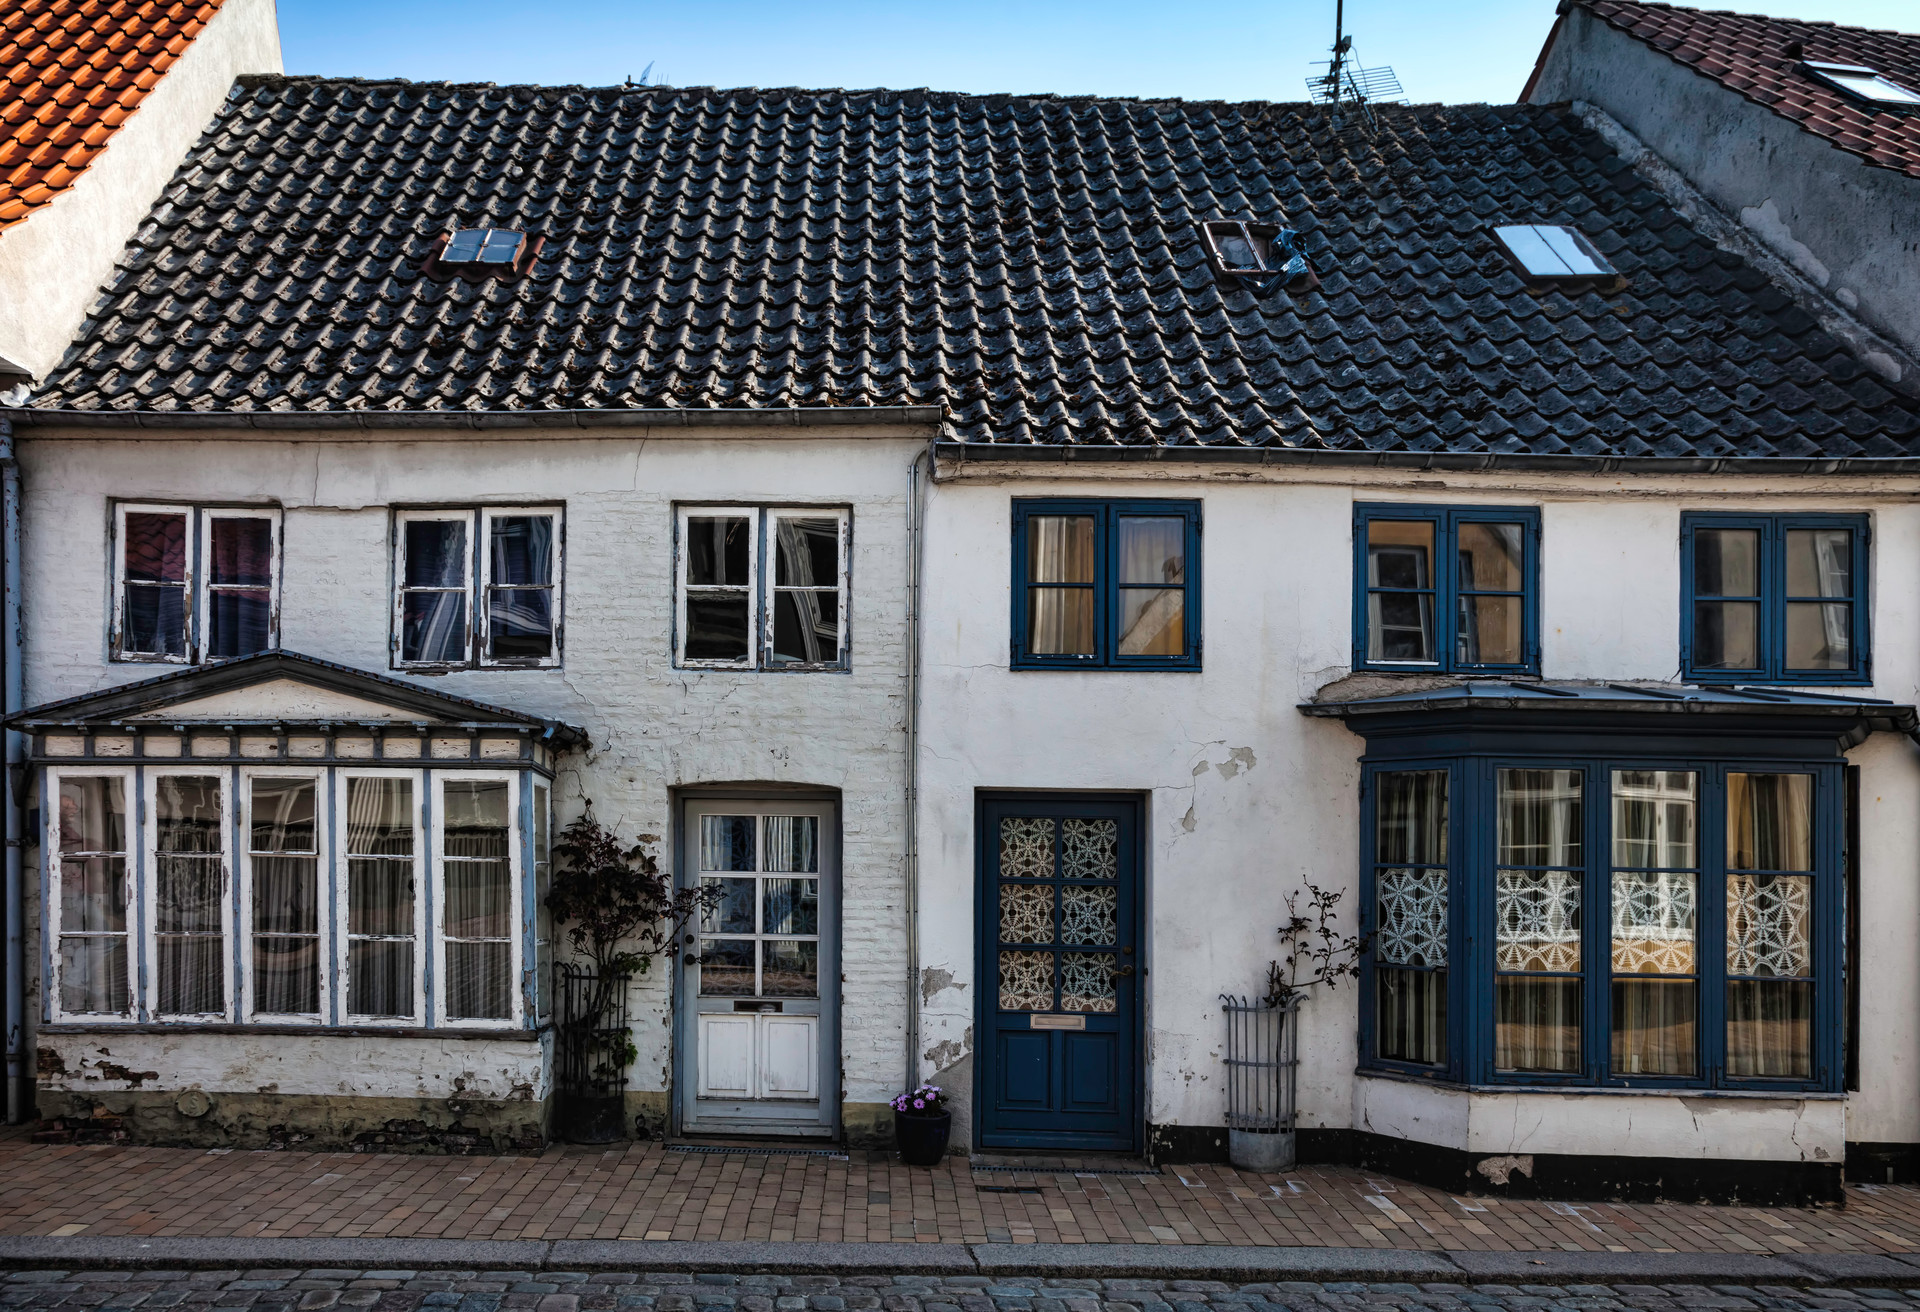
1701, 766, 1727, 1086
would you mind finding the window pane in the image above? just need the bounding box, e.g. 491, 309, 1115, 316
1118, 588, 1183, 656
125, 511, 187, 583
763, 878, 818, 935
346, 777, 413, 856
251, 778, 315, 854
350, 858, 413, 937
444, 780, 509, 838
1060, 952, 1118, 1013
764, 815, 817, 873
1455, 594, 1520, 664
59, 936, 127, 1015
1695, 528, 1758, 595
446, 940, 510, 1019
1612, 870, 1696, 974
685, 594, 750, 661
155, 773, 225, 1012
252, 855, 318, 936
254, 934, 319, 1015
206, 589, 271, 659
1376, 770, 1447, 865
443, 860, 510, 939
1496, 977, 1580, 1073
488, 587, 554, 660
699, 938, 756, 995
700, 815, 755, 871
157, 933, 224, 1015
1693, 601, 1758, 669
1611, 770, 1696, 869
60, 858, 126, 933
124, 583, 188, 657
1376, 967, 1446, 1065
210, 517, 273, 588
1498, 769, 1581, 867
1728, 872, 1812, 977
158, 775, 223, 853
1785, 602, 1851, 670
402, 591, 467, 664
1118, 517, 1184, 585
687, 516, 750, 586
1785, 528, 1851, 598
1028, 515, 1096, 584
1366, 521, 1434, 589
348, 939, 413, 1018
489, 515, 553, 586
763, 939, 818, 997
701, 877, 756, 933
1611, 979, 1696, 1076
404, 520, 467, 588
770, 589, 839, 664
1726, 979, 1812, 1078
1367, 591, 1435, 662
1727, 773, 1812, 871
59, 777, 126, 855
1377, 868, 1448, 967
1496, 870, 1580, 972
1456, 522, 1523, 592
774, 517, 839, 587
1028, 587, 1095, 655
443, 781, 510, 939
999, 949, 1054, 1010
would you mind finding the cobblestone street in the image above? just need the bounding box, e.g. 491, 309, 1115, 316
12, 1269, 1920, 1312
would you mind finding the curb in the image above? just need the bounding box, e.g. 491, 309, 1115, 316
3, 1236, 1920, 1285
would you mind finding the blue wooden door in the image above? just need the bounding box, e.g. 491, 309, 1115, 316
976, 796, 1140, 1152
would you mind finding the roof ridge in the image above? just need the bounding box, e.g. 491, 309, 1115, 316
1574, 0, 1919, 43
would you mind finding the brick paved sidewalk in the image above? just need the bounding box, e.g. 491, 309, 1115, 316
2, 1133, 1919, 1254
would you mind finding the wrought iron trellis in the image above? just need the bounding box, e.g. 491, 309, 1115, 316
1220, 993, 1301, 1135
553, 962, 632, 1141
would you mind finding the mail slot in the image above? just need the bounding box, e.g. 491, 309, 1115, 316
1030, 1014, 1086, 1031
733, 1000, 783, 1014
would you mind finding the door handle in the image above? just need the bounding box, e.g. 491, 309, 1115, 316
1115, 964, 1136, 977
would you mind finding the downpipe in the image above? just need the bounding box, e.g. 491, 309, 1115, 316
902, 435, 932, 1098
2, 418, 23, 1124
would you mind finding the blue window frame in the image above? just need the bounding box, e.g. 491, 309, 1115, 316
1681, 513, 1870, 685
1360, 752, 1843, 1093
1010, 499, 1200, 671
1353, 504, 1541, 675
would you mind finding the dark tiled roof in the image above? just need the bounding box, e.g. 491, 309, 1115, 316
1562, 1, 1920, 180
28, 76, 1920, 461
1, 0, 226, 230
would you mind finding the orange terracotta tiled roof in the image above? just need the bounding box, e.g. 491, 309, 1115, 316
1555, 1, 1920, 180
0, 0, 224, 231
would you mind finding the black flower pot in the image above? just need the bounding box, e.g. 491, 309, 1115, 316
895, 1110, 952, 1166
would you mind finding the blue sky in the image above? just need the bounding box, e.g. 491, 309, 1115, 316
278, 1, 1917, 106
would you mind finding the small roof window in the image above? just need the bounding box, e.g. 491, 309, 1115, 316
1200, 220, 1312, 291
1493, 224, 1616, 281
1800, 60, 1920, 109
424, 227, 540, 281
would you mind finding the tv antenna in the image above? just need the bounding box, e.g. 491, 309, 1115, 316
1307, 0, 1405, 131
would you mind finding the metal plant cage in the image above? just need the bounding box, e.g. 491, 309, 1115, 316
1220, 994, 1301, 1170
553, 962, 633, 1143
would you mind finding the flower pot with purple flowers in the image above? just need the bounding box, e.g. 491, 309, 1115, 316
891, 1084, 951, 1166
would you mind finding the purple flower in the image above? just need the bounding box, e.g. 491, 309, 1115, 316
913, 1098, 925, 1109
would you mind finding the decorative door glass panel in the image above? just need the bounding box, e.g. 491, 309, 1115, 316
1494, 768, 1582, 1073
1000, 816, 1055, 878
1000, 884, 1055, 944
1061, 884, 1118, 944
1061, 818, 1117, 878
1610, 771, 1698, 1076
1725, 773, 1814, 1078
993, 811, 1133, 1016
1372, 770, 1448, 1066
698, 814, 819, 999
1060, 952, 1118, 1012
999, 950, 1053, 1012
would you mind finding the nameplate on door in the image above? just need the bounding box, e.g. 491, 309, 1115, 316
1030, 1015, 1085, 1031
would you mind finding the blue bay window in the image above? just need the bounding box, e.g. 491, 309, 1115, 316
1681, 512, 1869, 685
1010, 499, 1201, 671
1353, 504, 1540, 675
1306, 683, 1908, 1093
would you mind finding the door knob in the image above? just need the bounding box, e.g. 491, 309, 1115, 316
683, 953, 697, 965
1116, 964, 1136, 977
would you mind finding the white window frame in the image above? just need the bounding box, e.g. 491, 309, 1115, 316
676, 505, 760, 669
393, 507, 563, 670
336, 767, 428, 1027
143, 767, 234, 1023
45, 767, 137, 1023
199, 507, 283, 662
478, 505, 564, 669
239, 767, 330, 1025
675, 506, 850, 671
431, 770, 523, 1029
763, 508, 850, 670
111, 503, 282, 665
531, 778, 553, 1025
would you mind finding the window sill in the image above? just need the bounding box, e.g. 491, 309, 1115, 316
1357, 1066, 1843, 1099
39, 1021, 545, 1041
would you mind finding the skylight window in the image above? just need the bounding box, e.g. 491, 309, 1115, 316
1200, 220, 1312, 291
1493, 224, 1616, 281
423, 227, 541, 282
1801, 60, 1920, 109
443, 228, 526, 265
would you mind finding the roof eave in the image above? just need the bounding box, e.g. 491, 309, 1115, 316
933, 441, 1920, 475
1, 405, 946, 431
